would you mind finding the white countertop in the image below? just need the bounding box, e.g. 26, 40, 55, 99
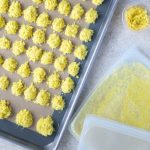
1, 0, 150, 149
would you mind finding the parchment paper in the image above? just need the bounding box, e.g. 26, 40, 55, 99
0, 0, 97, 131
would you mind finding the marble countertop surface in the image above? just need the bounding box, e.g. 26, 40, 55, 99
1, 0, 150, 149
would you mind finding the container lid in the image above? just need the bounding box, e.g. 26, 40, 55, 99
78, 115, 150, 150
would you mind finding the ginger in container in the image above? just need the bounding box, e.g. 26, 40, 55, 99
125, 5, 149, 31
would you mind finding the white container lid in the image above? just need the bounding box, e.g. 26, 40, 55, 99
78, 115, 150, 150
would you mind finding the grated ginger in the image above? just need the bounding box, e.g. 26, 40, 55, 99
19, 24, 33, 40
65, 24, 79, 38
0, 37, 11, 50
33, 67, 46, 83
0, 100, 12, 119
35, 90, 50, 106
16, 109, 33, 128
12, 40, 26, 56
32, 29, 46, 44
36, 12, 51, 28
85, 8, 98, 24
47, 33, 61, 49
47, 72, 61, 89
8, 1, 22, 18
92, 0, 104, 6
61, 77, 74, 93
0, 55, 4, 65
125, 6, 149, 31
0, 0, 9, 14
68, 62, 80, 77
45, 0, 58, 11
41, 51, 54, 65
26, 46, 43, 62
58, 0, 71, 16
36, 115, 54, 136
59, 39, 73, 54
79, 28, 93, 42
5, 21, 19, 34
74, 45, 87, 60
23, 6, 38, 23
11, 80, 25, 96
52, 18, 65, 32
51, 95, 65, 110
70, 3, 84, 20
3, 58, 18, 73
0, 16, 5, 28
32, 0, 44, 4
17, 62, 31, 78
0, 75, 9, 90
24, 83, 37, 101
54, 55, 68, 71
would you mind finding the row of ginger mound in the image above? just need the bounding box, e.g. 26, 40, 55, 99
0, 99, 55, 136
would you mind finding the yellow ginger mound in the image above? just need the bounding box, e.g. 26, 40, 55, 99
85, 8, 98, 24
32, 29, 46, 44
74, 45, 87, 60
12, 40, 26, 56
61, 77, 74, 93
32, 0, 44, 4
70, 3, 84, 20
11, 80, 25, 96
24, 83, 37, 101
47, 33, 61, 49
0, 55, 4, 65
47, 72, 61, 89
36, 12, 51, 28
79, 28, 93, 42
92, 0, 104, 5
51, 95, 65, 110
5, 21, 19, 34
68, 62, 80, 77
19, 24, 33, 40
16, 109, 33, 128
3, 58, 18, 73
59, 39, 73, 54
45, 0, 58, 11
33, 67, 46, 83
58, 0, 71, 16
0, 37, 11, 50
54, 55, 68, 71
0, 75, 9, 90
0, 0, 9, 14
0, 16, 5, 28
36, 115, 54, 136
26, 46, 43, 62
41, 51, 54, 65
0, 100, 12, 119
17, 62, 31, 78
125, 6, 149, 31
36, 90, 50, 106
8, 1, 22, 18
23, 6, 38, 23
65, 24, 79, 38
52, 18, 65, 32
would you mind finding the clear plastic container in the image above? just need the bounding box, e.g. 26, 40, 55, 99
70, 47, 150, 141
78, 115, 150, 150
122, 2, 150, 32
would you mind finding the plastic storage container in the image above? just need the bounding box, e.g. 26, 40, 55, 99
78, 115, 150, 150
70, 47, 150, 141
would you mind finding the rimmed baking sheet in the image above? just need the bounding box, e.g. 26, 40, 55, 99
0, 0, 119, 149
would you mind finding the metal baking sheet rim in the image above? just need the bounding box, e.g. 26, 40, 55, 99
0, 0, 119, 149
